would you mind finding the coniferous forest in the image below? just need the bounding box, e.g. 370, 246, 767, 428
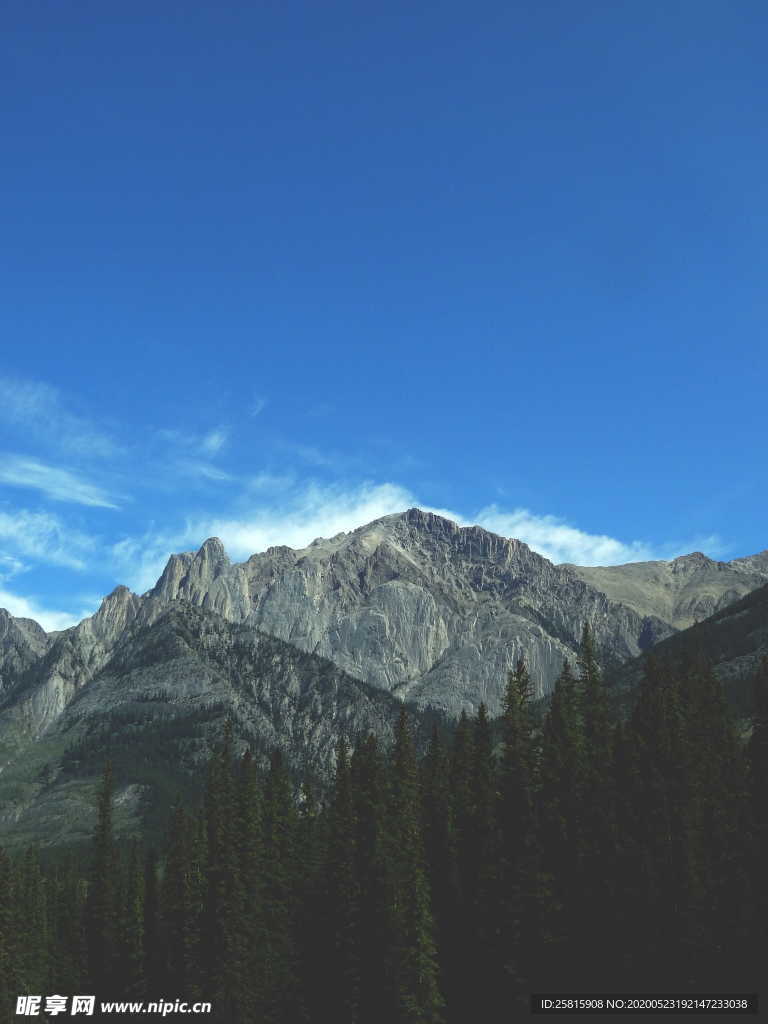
1, 629, 766, 1022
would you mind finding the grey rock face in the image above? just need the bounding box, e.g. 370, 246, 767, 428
1, 509, 766, 847
2, 509, 767, 753
0, 610, 50, 697
610, 581, 768, 714
0, 604, 411, 848
142, 508, 736, 716
565, 551, 768, 630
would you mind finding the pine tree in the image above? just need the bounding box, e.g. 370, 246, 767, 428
464, 704, 497, 1018
202, 719, 253, 1020
0, 847, 16, 1014
324, 736, 360, 1023
420, 725, 458, 1013
162, 806, 201, 998
538, 661, 585, 983
262, 749, 306, 1024
387, 709, 444, 1024
747, 658, 768, 979
350, 733, 392, 1024
116, 846, 145, 998
47, 854, 87, 996
575, 624, 616, 980
449, 710, 475, 908
496, 659, 540, 998
143, 851, 161, 998
235, 749, 267, 1021
680, 656, 750, 984
86, 761, 117, 996
628, 656, 697, 985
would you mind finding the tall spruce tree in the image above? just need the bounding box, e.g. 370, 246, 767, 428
143, 851, 161, 998
86, 761, 117, 996
747, 658, 768, 979
628, 656, 696, 985
420, 725, 458, 1015
351, 733, 391, 1024
0, 847, 16, 1014
496, 659, 541, 998
538, 661, 585, 983
116, 846, 145, 998
387, 710, 444, 1024
162, 806, 201, 999
235, 749, 267, 1021
262, 749, 306, 1024
204, 720, 254, 1021
324, 736, 360, 1024
575, 624, 616, 980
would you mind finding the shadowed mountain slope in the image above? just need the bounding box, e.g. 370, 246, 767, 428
0, 603, 418, 848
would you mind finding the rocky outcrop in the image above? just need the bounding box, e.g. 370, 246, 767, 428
147, 509, 679, 715
0, 604, 415, 848
0, 610, 49, 697
565, 551, 768, 630
2, 508, 767, 748
1, 509, 766, 847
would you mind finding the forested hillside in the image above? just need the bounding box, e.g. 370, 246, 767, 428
2, 630, 765, 1022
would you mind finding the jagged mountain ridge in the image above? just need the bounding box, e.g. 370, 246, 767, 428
565, 549, 768, 629
610, 579, 768, 712
0, 603, 416, 848
146, 508, 768, 714
3, 509, 768, 736
2, 508, 767, 848
0, 609, 49, 696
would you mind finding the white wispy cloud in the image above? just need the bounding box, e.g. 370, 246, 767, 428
176, 460, 234, 482
0, 456, 120, 508
0, 586, 94, 632
199, 428, 229, 456
110, 478, 726, 596
250, 396, 268, 417
0, 377, 119, 458
110, 482, 423, 592
472, 506, 657, 565
0, 508, 95, 570
0, 553, 27, 580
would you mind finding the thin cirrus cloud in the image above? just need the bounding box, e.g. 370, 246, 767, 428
0, 508, 94, 570
108, 480, 709, 598
0, 586, 93, 632
0, 377, 119, 457
0, 455, 120, 509
175, 460, 234, 482
198, 428, 229, 456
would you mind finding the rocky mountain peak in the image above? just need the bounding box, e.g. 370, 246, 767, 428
670, 551, 716, 573
195, 537, 229, 564
88, 585, 142, 640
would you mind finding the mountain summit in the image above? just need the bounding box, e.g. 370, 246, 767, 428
2, 508, 767, 847
142, 508, 767, 715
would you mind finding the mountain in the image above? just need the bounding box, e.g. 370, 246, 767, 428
609, 580, 768, 719
0, 603, 419, 848
4, 509, 768, 734
147, 508, 768, 715
565, 549, 768, 629
2, 507, 767, 847
0, 609, 50, 697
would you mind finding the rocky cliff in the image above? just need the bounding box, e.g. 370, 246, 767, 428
0, 604, 414, 848
565, 550, 768, 629
2, 507, 766, 847
4, 509, 767, 742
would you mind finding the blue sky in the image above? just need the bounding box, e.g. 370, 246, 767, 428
1, 1, 766, 629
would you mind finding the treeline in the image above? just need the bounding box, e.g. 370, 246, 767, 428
1, 629, 766, 1022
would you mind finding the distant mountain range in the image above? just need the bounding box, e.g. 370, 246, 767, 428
1, 507, 766, 846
